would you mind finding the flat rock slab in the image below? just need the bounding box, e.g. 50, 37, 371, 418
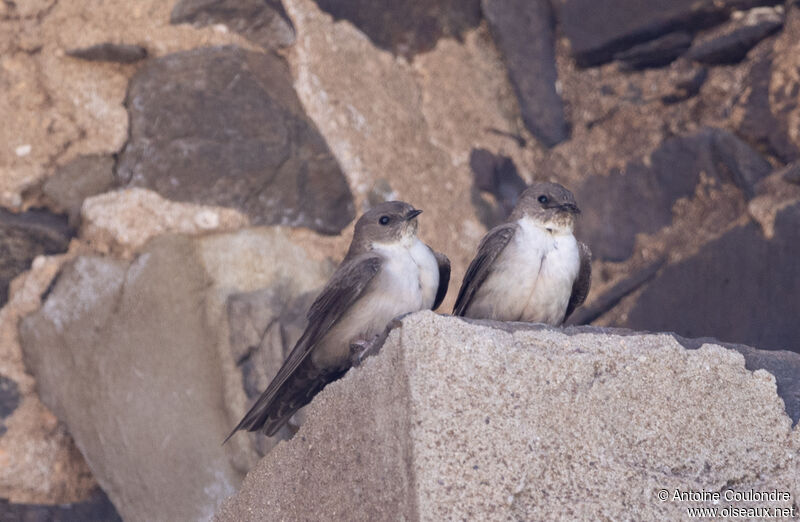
554, 0, 780, 67
0, 209, 72, 306
624, 202, 800, 354
216, 312, 799, 520
482, 0, 568, 147
117, 46, 354, 235
575, 127, 771, 261
312, 0, 481, 58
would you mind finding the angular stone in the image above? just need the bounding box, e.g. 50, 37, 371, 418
468, 148, 526, 229
0, 488, 121, 522
312, 0, 481, 58
217, 312, 799, 520
575, 127, 772, 261
661, 63, 708, 104
614, 31, 692, 70
65, 43, 147, 64
43, 155, 116, 226
0, 375, 20, 437
687, 9, 783, 65
0, 209, 72, 306
624, 202, 800, 353
554, 0, 780, 67
783, 162, 800, 185
19, 238, 242, 521
170, 0, 295, 50
117, 46, 355, 235
736, 54, 799, 163
482, 0, 569, 146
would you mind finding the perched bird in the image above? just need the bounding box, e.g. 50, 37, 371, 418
453, 182, 591, 325
225, 201, 450, 441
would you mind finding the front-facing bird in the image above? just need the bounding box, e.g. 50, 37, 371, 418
453, 182, 591, 325
225, 201, 450, 441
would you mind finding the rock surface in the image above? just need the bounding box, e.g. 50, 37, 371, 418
42, 154, 116, 226
575, 127, 771, 261
312, 0, 481, 58
554, 0, 779, 67
0, 209, 72, 306
17, 227, 332, 519
170, 0, 295, 50
117, 46, 355, 235
65, 43, 148, 63
625, 202, 800, 353
217, 312, 800, 520
687, 7, 783, 65
19, 241, 241, 522
0, 488, 121, 522
482, 0, 569, 146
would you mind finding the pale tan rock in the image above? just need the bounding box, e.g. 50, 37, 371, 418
81, 188, 249, 255
217, 312, 799, 521
0, 253, 96, 503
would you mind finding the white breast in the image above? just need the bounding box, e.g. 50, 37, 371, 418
313, 238, 439, 367
467, 217, 580, 325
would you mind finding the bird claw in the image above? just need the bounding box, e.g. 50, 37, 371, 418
349, 336, 379, 367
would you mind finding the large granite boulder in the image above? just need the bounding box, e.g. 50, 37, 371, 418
117, 46, 355, 236
216, 312, 800, 520
18, 227, 332, 521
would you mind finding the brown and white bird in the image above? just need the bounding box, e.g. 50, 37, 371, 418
225, 201, 450, 441
453, 182, 591, 325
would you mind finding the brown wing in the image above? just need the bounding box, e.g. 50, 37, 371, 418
453, 223, 518, 317
432, 249, 451, 310
224, 253, 383, 442
563, 241, 592, 323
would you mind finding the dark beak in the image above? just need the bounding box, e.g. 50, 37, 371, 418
405, 209, 423, 221
560, 203, 581, 215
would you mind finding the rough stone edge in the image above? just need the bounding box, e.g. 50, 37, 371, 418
448, 316, 800, 426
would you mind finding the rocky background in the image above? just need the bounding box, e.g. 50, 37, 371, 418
1, 0, 799, 519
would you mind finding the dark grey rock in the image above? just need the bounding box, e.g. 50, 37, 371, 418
65, 43, 147, 63
43, 155, 116, 226
454, 317, 800, 426
782, 161, 800, 185
614, 31, 693, 70
737, 55, 800, 163
0, 209, 72, 306
170, 0, 295, 50
117, 46, 355, 235
227, 285, 317, 452
0, 374, 20, 437
623, 202, 800, 355
312, 0, 481, 58
0, 488, 121, 522
661, 64, 708, 104
468, 148, 526, 229
687, 15, 783, 64
575, 127, 772, 261
482, 0, 569, 147
554, 0, 781, 67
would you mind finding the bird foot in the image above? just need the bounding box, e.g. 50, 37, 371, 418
349, 335, 381, 367
349, 313, 411, 367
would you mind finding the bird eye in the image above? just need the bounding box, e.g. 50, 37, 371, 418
538, 195, 549, 204
379, 215, 390, 225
